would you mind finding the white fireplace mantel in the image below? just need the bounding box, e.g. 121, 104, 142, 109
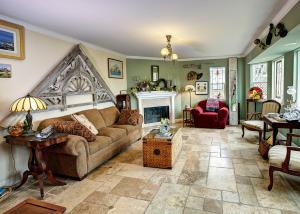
134, 91, 177, 126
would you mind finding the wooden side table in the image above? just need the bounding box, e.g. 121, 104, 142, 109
5, 133, 68, 199
183, 108, 194, 127
246, 99, 266, 120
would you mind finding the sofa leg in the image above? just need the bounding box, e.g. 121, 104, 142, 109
241, 125, 245, 138
268, 167, 274, 191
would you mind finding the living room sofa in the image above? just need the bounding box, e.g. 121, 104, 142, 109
191, 100, 229, 129
37, 106, 143, 179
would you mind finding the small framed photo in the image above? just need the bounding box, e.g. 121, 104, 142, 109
151, 65, 159, 82
108, 58, 123, 79
0, 63, 12, 78
0, 20, 25, 60
195, 81, 208, 95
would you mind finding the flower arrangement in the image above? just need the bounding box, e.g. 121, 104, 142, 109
248, 87, 263, 100
160, 118, 170, 135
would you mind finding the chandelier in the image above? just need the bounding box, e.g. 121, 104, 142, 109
160, 35, 178, 61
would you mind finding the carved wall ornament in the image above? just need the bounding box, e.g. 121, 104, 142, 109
30, 44, 116, 110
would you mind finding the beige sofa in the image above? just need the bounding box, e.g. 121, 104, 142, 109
38, 106, 143, 179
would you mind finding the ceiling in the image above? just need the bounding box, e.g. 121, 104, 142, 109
0, 0, 290, 59
250, 24, 300, 64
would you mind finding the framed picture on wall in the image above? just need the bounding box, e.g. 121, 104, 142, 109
195, 81, 208, 95
0, 63, 12, 78
0, 20, 25, 60
108, 58, 123, 79
151, 65, 159, 82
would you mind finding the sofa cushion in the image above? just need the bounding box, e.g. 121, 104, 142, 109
99, 107, 120, 127
71, 114, 98, 135
88, 136, 112, 155
117, 109, 139, 126
269, 145, 300, 171
110, 124, 138, 134
53, 121, 96, 142
77, 109, 106, 130
99, 127, 126, 141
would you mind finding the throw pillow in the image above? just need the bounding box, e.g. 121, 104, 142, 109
71, 114, 98, 135
206, 98, 220, 112
53, 120, 96, 142
117, 109, 139, 126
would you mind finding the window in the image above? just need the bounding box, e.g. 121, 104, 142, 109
297, 50, 300, 107
250, 63, 268, 99
272, 57, 284, 102
209, 67, 225, 99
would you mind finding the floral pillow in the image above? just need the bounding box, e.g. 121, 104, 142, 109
117, 109, 139, 126
53, 120, 96, 142
71, 114, 98, 135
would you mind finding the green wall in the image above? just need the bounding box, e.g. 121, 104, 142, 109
127, 58, 245, 119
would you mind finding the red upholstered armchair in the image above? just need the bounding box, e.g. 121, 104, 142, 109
191, 100, 229, 129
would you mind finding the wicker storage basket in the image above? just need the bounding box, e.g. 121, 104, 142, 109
143, 128, 182, 169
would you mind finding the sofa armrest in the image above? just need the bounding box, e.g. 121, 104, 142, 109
46, 134, 89, 157
191, 106, 204, 116
218, 107, 229, 121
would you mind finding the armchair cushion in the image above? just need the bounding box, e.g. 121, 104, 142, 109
242, 120, 264, 130
269, 145, 300, 171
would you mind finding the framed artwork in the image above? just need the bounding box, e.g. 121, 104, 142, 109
108, 58, 123, 79
0, 63, 12, 78
151, 65, 159, 82
0, 20, 25, 60
195, 81, 208, 95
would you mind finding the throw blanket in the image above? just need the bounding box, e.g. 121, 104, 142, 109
206, 98, 219, 112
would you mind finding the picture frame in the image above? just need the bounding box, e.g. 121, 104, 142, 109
151, 65, 159, 82
195, 81, 208, 95
0, 63, 12, 78
0, 20, 25, 60
108, 58, 123, 79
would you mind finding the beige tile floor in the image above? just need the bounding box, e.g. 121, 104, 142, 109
1, 125, 300, 214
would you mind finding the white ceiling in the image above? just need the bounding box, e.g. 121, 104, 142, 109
0, 0, 291, 59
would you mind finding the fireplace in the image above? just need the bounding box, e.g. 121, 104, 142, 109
134, 91, 177, 127
144, 106, 169, 124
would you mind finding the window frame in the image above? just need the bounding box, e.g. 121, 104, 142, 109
272, 56, 285, 103
296, 49, 300, 107
250, 63, 268, 99
209, 67, 226, 100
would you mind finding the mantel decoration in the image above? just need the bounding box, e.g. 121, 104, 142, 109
160, 35, 178, 61
0, 20, 25, 60
254, 22, 288, 50
129, 78, 177, 94
29, 45, 116, 111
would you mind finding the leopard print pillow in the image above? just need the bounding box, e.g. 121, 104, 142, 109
53, 120, 96, 142
117, 109, 139, 126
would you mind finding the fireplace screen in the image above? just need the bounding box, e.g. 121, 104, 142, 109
144, 106, 169, 124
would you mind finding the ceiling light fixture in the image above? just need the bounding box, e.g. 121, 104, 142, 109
160, 35, 178, 61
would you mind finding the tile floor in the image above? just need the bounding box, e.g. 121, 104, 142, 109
1, 126, 300, 214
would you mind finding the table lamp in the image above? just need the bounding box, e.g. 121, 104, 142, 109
185, 84, 195, 109
10, 94, 47, 132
